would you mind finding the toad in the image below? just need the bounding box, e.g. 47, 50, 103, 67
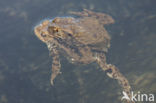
34, 9, 134, 103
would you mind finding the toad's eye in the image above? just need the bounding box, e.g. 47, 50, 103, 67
41, 33, 46, 37
53, 28, 59, 33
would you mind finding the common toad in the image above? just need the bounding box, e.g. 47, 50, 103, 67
34, 9, 134, 103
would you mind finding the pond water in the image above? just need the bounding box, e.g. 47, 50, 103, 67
0, 0, 155, 103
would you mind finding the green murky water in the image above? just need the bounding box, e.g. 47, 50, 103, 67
0, 0, 155, 103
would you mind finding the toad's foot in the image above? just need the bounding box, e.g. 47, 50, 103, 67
51, 55, 61, 85
47, 44, 62, 85
51, 70, 62, 85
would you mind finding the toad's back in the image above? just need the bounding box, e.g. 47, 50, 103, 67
51, 15, 112, 52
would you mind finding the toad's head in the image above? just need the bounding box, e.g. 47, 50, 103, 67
34, 19, 66, 43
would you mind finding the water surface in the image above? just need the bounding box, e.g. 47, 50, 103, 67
0, 0, 155, 103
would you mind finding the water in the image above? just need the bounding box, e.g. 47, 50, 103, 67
0, 0, 155, 103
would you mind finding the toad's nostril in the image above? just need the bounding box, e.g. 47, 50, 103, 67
41, 33, 46, 37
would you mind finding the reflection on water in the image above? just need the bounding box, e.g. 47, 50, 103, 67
0, 0, 155, 103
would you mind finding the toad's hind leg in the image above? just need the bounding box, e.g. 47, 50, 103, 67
50, 49, 61, 85
96, 53, 134, 103
83, 9, 115, 25
70, 9, 114, 25
69, 9, 89, 17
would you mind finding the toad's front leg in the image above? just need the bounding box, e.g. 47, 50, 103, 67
50, 48, 61, 85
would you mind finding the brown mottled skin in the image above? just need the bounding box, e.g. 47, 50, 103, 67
34, 9, 134, 103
